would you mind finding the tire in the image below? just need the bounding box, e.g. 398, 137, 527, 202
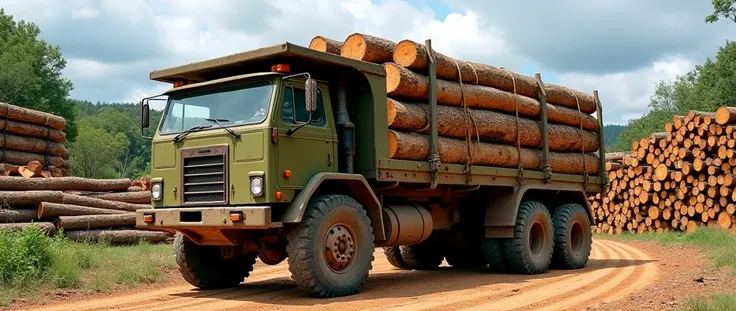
286, 194, 374, 298
445, 229, 486, 269
482, 237, 508, 273
399, 233, 444, 270
551, 203, 592, 269
503, 200, 554, 275
174, 232, 256, 289
383, 246, 409, 269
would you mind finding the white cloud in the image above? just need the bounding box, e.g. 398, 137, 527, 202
70, 7, 99, 20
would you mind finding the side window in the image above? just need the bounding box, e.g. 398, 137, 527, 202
281, 86, 325, 126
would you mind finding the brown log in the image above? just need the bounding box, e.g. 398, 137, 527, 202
0, 190, 63, 207
605, 152, 626, 162
0, 163, 19, 176
384, 63, 600, 131
0, 176, 131, 191
0, 102, 66, 130
61, 194, 150, 212
57, 213, 135, 230
63, 229, 170, 244
0, 150, 67, 168
340, 33, 396, 63
308, 36, 342, 54
0, 132, 67, 156
392, 39, 597, 114
0, 222, 56, 234
386, 99, 599, 152
606, 162, 623, 171
0, 209, 37, 222
715, 106, 736, 125
0, 119, 66, 143
37, 202, 129, 219
387, 130, 599, 174
81, 191, 152, 204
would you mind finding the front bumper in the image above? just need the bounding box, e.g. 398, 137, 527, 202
135, 206, 274, 230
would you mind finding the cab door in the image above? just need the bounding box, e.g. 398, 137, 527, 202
276, 81, 337, 189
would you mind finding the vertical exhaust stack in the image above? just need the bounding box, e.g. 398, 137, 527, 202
335, 78, 355, 173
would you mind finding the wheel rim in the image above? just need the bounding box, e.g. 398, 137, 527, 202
529, 221, 545, 257
324, 223, 356, 273
570, 221, 584, 255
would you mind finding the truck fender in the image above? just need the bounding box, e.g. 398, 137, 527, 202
484, 183, 592, 238
281, 172, 385, 241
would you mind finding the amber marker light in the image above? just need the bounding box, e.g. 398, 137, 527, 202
143, 214, 154, 223
229, 212, 244, 222
276, 191, 284, 200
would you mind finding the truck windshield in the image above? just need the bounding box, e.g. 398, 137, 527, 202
159, 80, 273, 134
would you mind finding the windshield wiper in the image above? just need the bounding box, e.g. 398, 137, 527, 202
172, 125, 212, 142
206, 118, 240, 139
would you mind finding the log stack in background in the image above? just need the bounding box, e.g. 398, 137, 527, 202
309, 33, 601, 174
0, 102, 71, 176
590, 107, 736, 234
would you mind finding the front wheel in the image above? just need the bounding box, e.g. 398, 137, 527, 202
286, 195, 374, 298
174, 232, 256, 289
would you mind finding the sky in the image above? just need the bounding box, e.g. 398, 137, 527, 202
0, 0, 734, 125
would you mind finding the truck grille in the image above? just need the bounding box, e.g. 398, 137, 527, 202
181, 145, 228, 205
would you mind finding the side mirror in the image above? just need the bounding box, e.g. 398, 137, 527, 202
305, 78, 317, 113
141, 100, 150, 129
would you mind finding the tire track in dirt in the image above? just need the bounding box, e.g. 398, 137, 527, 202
26, 239, 657, 311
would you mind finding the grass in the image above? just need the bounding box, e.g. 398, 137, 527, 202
596, 227, 736, 311
0, 225, 176, 307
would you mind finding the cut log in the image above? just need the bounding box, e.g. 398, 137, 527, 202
0, 176, 131, 191
81, 191, 152, 204
57, 214, 136, 230
0, 102, 66, 130
715, 106, 736, 125
384, 63, 599, 131
0, 190, 64, 207
0, 163, 19, 176
340, 33, 396, 63
0, 209, 37, 222
0, 118, 66, 143
0, 132, 67, 156
605, 152, 626, 162
0, 222, 56, 235
387, 130, 599, 174
63, 230, 170, 244
392, 39, 597, 114
308, 36, 343, 54
1, 150, 67, 168
386, 99, 599, 152
61, 194, 150, 212
37, 202, 129, 219
717, 211, 732, 229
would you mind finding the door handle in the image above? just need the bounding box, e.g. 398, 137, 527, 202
328, 153, 333, 167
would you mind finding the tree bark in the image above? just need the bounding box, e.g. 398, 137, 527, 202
605, 152, 626, 162
0, 119, 66, 143
0, 132, 67, 156
0, 163, 19, 176
715, 106, 736, 125
63, 229, 171, 244
0, 176, 131, 191
80, 191, 152, 204
1, 150, 68, 168
57, 213, 136, 230
387, 130, 600, 174
0, 190, 64, 207
0, 102, 66, 130
37, 202, 129, 219
61, 194, 150, 212
0, 209, 37, 222
309, 36, 343, 54
340, 33, 396, 63
0, 222, 56, 235
386, 99, 599, 152
384, 63, 600, 132
392, 40, 598, 114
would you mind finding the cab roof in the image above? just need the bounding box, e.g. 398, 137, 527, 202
150, 42, 386, 84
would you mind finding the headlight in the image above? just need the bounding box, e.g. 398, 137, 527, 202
151, 183, 162, 200
250, 177, 264, 196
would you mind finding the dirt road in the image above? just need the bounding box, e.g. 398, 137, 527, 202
27, 239, 658, 311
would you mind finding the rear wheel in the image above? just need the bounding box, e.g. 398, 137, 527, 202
174, 232, 256, 289
383, 246, 409, 269
504, 200, 554, 274
551, 203, 592, 269
482, 237, 508, 273
399, 233, 444, 270
286, 194, 374, 298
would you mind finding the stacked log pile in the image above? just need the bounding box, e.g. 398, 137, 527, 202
590, 107, 736, 234
0, 102, 71, 176
0, 176, 169, 244
310, 33, 601, 174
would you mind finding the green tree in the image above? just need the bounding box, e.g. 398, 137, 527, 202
706, 0, 736, 23
69, 123, 127, 179
0, 9, 77, 141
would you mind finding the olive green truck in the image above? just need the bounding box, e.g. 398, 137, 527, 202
136, 40, 607, 298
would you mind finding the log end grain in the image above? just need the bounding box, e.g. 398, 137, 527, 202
393, 39, 424, 69
715, 106, 736, 125
340, 33, 396, 63
308, 36, 342, 54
